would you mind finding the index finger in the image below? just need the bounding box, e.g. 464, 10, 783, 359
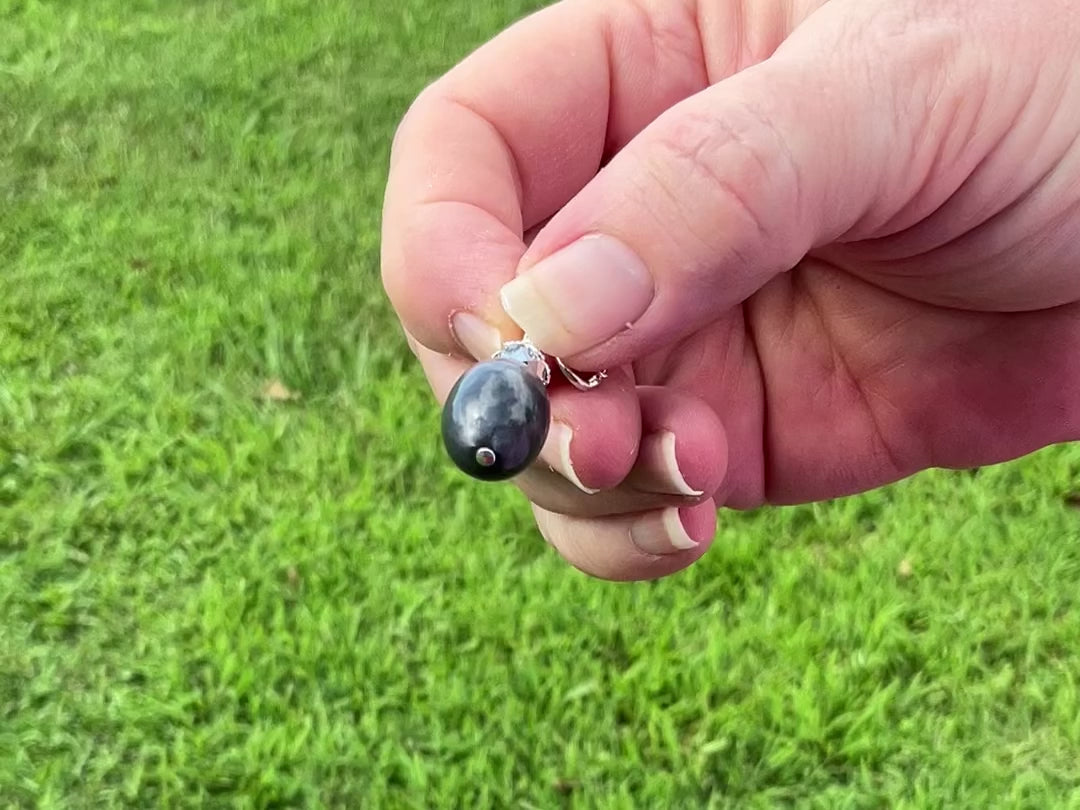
380, 0, 708, 354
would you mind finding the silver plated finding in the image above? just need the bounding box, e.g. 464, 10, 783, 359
493, 339, 551, 386
494, 335, 606, 391
555, 357, 607, 391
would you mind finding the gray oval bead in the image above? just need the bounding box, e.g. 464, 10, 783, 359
440, 358, 550, 481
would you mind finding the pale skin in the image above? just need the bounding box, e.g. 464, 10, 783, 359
381, 0, 1080, 581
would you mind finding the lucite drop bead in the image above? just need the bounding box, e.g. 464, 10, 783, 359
440, 358, 551, 481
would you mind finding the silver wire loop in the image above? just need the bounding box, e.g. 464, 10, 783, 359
493, 335, 607, 391
555, 357, 607, 391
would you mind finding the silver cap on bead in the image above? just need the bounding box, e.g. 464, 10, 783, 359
493, 339, 551, 386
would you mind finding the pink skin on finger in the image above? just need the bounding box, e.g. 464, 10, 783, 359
623, 386, 729, 499
628, 506, 701, 554
382, 0, 811, 360
539, 422, 600, 494
514, 386, 730, 519
629, 432, 703, 496
450, 310, 505, 360
533, 499, 718, 581
537, 366, 641, 493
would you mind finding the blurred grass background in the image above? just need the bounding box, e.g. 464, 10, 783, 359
3, 1, 1080, 807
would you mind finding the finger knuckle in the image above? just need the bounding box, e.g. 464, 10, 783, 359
641, 99, 802, 264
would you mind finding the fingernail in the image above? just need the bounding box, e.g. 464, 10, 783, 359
625, 431, 703, 496
402, 327, 422, 358
500, 234, 654, 356
449, 311, 503, 360
540, 421, 599, 494
629, 507, 699, 555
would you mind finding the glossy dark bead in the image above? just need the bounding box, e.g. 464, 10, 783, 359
441, 358, 551, 481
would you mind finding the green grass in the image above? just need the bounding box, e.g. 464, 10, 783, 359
3, 1, 1080, 807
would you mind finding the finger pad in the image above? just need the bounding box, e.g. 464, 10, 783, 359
548, 368, 641, 490
638, 386, 729, 496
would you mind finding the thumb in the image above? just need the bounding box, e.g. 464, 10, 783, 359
498, 1, 990, 366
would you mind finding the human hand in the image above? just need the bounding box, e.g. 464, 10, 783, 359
381, 0, 1080, 580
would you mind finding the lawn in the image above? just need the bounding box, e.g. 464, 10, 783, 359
3, 1, 1080, 807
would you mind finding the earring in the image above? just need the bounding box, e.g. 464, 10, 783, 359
440, 337, 606, 481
